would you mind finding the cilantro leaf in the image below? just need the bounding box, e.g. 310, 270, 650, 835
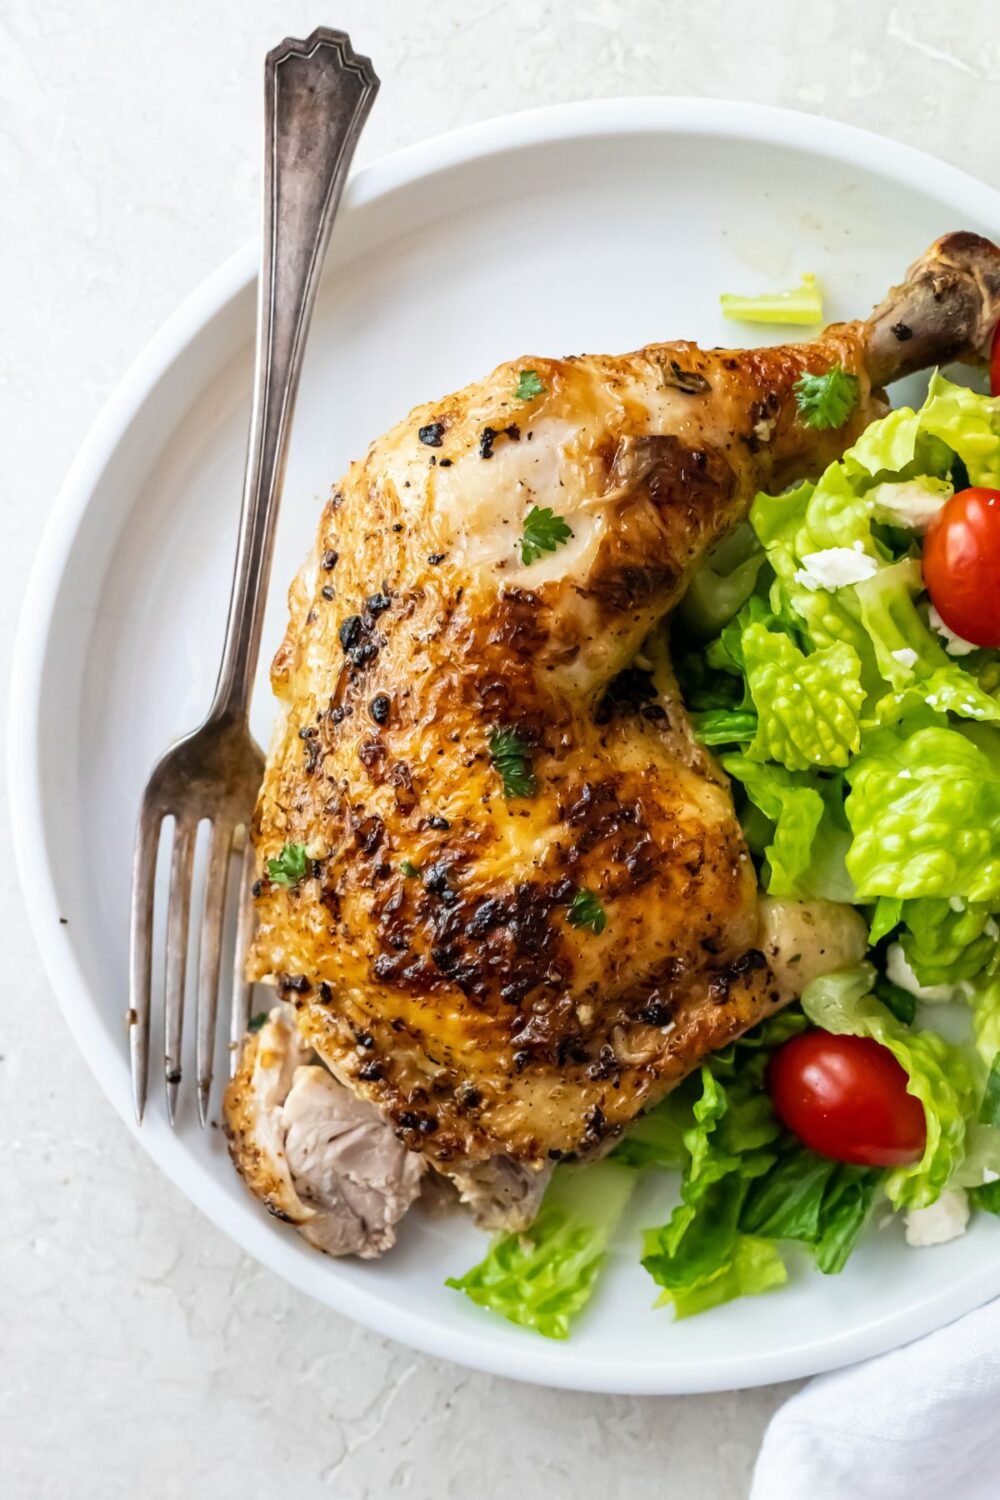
794, 364, 860, 430
247, 1011, 269, 1033
520, 505, 573, 566
515, 369, 546, 401
567, 888, 607, 935
400, 859, 421, 879
267, 842, 309, 888
488, 726, 537, 799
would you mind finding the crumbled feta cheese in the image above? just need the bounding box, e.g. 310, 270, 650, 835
904, 1188, 970, 1247
891, 647, 919, 670
869, 477, 952, 532
886, 942, 959, 1002
928, 603, 977, 657
794, 547, 879, 592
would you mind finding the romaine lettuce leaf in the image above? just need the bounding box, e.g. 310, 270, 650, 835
722, 755, 853, 901
801, 964, 984, 1208
742, 622, 864, 770
446, 1160, 634, 1339
868, 894, 903, 944
612, 1088, 693, 1170
900, 898, 999, 988
642, 1015, 882, 1316
689, 708, 758, 747
740, 1151, 880, 1273
661, 1235, 787, 1319
844, 721, 1000, 903
918, 371, 1000, 488
722, 755, 824, 895
843, 406, 922, 478
855, 559, 1000, 725
794, 459, 878, 556
969, 972, 1000, 1069
678, 523, 765, 637
785, 579, 886, 702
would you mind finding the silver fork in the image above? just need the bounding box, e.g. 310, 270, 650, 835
128, 29, 379, 1126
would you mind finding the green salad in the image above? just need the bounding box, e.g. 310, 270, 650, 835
448, 372, 1000, 1339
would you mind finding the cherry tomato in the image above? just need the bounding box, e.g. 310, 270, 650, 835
923, 486, 1000, 648
768, 1031, 926, 1167
990, 321, 1000, 397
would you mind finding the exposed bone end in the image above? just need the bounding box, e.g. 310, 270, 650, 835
864, 231, 1000, 387
447, 1156, 553, 1232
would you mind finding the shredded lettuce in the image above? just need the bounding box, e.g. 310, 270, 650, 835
446, 1161, 635, 1339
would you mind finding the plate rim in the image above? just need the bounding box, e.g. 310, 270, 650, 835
12, 95, 1000, 1394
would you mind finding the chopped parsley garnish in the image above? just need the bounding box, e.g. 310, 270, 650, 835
567, 888, 607, 935
267, 842, 309, 888
247, 1011, 269, 1033
515, 369, 546, 401
793, 364, 859, 430
520, 505, 573, 566
488, 726, 537, 799
400, 860, 421, 879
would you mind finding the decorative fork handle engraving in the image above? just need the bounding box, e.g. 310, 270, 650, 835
210, 30, 379, 724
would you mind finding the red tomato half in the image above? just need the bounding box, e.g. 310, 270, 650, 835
923, 486, 1000, 648
768, 1031, 926, 1167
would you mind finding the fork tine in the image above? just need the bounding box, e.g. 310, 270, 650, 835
128, 803, 162, 1124
196, 821, 234, 1125
229, 832, 257, 1075
163, 820, 196, 1124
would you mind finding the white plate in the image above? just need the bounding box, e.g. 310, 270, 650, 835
12, 98, 1000, 1394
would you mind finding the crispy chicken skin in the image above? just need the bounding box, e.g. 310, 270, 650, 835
231, 234, 1000, 1218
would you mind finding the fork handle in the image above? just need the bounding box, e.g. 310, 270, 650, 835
209, 29, 379, 724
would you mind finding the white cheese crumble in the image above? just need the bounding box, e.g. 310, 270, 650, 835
890, 647, 919, 670
869, 477, 952, 533
794, 547, 879, 592
886, 942, 959, 1002
928, 603, 977, 656
904, 1188, 970, 1247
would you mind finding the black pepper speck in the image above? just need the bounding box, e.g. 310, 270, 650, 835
338, 615, 362, 650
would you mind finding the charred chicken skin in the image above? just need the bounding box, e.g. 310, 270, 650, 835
226, 233, 1000, 1239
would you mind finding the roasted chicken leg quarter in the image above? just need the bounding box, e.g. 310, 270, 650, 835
225, 232, 1000, 1243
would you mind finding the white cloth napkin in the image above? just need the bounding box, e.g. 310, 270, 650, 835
751, 1299, 1000, 1500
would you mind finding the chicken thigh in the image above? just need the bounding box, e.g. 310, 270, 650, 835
227, 232, 1000, 1236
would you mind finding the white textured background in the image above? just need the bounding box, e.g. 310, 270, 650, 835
4, 3, 999, 1496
